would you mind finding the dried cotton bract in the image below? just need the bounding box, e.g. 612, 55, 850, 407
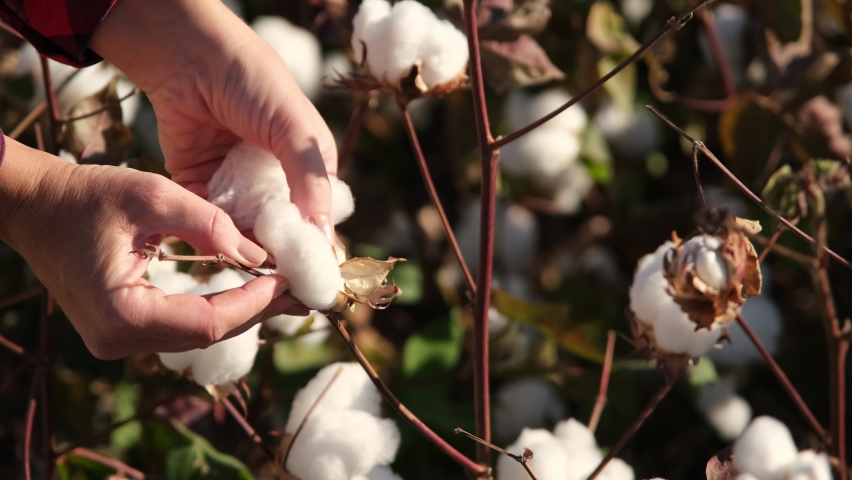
349, 0, 469, 98
284, 363, 402, 480
496, 418, 634, 480
733, 416, 831, 480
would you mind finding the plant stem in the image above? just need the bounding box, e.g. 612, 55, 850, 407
8, 102, 47, 140
221, 397, 275, 460
0, 334, 25, 356
588, 331, 616, 433
60, 88, 140, 123
647, 105, 852, 270
338, 93, 373, 170
131, 247, 266, 278
587, 375, 678, 480
735, 313, 829, 443
326, 313, 486, 475
697, 8, 737, 99
491, 0, 714, 150
0, 285, 44, 312
59, 448, 145, 479
455, 428, 539, 480
23, 370, 41, 480
757, 224, 784, 264
400, 107, 476, 294
38, 56, 59, 155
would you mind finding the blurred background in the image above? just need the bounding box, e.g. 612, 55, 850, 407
1, 0, 851, 478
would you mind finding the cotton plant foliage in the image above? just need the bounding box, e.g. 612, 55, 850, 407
496, 418, 634, 480
283, 363, 402, 480
733, 416, 831, 480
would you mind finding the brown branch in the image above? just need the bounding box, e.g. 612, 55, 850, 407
8, 102, 47, 140
326, 312, 486, 475
748, 232, 813, 267
38, 56, 60, 155
588, 331, 617, 433
338, 93, 373, 170
23, 371, 41, 480
59, 88, 140, 123
757, 224, 785, 264
587, 375, 678, 480
221, 397, 275, 460
0, 334, 25, 356
282, 367, 344, 468
400, 106, 476, 294
455, 428, 538, 480
0, 19, 23, 38
692, 143, 707, 209
131, 246, 266, 278
59, 448, 145, 479
491, 0, 714, 150
0, 285, 44, 312
735, 313, 829, 443
697, 8, 737, 99
646, 105, 852, 270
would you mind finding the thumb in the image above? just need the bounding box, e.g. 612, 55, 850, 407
152, 179, 268, 266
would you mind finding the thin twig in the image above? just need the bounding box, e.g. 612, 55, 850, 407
8, 102, 47, 140
131, 246, 265, 277
338, 93, 373, 170
326, 312, 486, 475
749, 232, 813, 267
692, 143, 707, 209
0, 334, 25, 356
38, 56, 60, 155
0, 285, 44, 311
0, 19, 23, 38
221, 397, 275, 460
282, 367, 344, 468
455, 428, 539, 480
588, 331, 617, 433
735, 313, 829, 443
646, 105, 852, 270
491, 0, 714, 150
757, 224, 785, 264
23, 371, 41, 480
587, 375, 678, 480
400, 106, 476, 294
60, 88, 139, 123
59, 448, 145, 479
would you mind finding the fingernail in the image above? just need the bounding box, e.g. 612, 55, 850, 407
273, 277, 290, 299
310, 214, 336, 245
236, 237, 268, 266
283, 304, 311, 316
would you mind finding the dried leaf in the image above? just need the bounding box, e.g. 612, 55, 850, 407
762, 165, 803, 220
479, 0, 552, 41
585, 2, 639, 55
597, 55, 636, 112
480, 35, 565, 92
340, 256, 405, 296
60, 76, 133, 165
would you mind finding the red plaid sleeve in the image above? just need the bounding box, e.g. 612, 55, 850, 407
0, 0, 117, 67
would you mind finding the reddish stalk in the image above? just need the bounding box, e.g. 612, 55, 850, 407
326, 313, 486, 475
757, 224, 785, 264
462, 0, 495, 468
697, 8, 737, 99
587, 375, 678, 480
23, 372, 41, 480
0, 334, 25, 356
735, 313, 829, 443
400, 107, 476, 294
491, 0, 714, 150
647, 105, 852, 270
38, 56, 60, 155
337, 93, 373, 170
588, 331, 617, 433
221, 397, 275, 460
0, 285, 44, 311
60, 448, 145, 479
8, 102, 47, 140
455, 428, 539, 480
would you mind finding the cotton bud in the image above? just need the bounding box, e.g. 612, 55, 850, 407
348, 0, 469, 99
696, 378, 752, 441
252, 16, 323, 100
733, 416, 798, 480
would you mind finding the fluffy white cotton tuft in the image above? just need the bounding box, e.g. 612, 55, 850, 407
456, 200, 539, 274
696, 378, 752, 441
534, 163, 594, 215
330, 175, 356, 224
265, 310, 331, 345
158, 351, 199, 372
788, 450, 832, 480
733, 416, 799, 480
494, 378, 567, 440
709, 295, 783, 368
500, 127, 582, 177
356, 465, 403, 480
593, 101, 660, 161
678, 235, 729, 291
620, 0, 654, 26
629, 240, 723, 357
286, 363, 382, 432
252, 16, 323, 99
351, 0, 468, 88
505, 89, 588, 133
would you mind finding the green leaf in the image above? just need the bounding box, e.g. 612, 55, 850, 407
387, 261, 423, 305
402, 312, 464, 378
687, 357, 719, 388
164, 423, 253, 480
274, 337, 335, 374
110, 381, 141, 452
581, 124, 614, 184
761, 165, 802, 219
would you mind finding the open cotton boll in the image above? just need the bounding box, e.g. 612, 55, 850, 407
505, 89, 588, 134
597, 458, 635, 480
709, 296, 783, 368
286, 410, 401, 480
535, 163, 594, 215
696, 378, 752, 441
498, 431, 571, 480
494, 377, 567, 440
456, 200, 539, 274
330, 175, 356, 225
285, 362, 382, 432
255, 199, 343, 309
733, 416, 798, 480
57, 63, 120, 115
679, 235, 728, 291
252, 16, 323, 100
188, 323, 261, 386
352, 0, 393, 64
500, 127, 582, 178
593, 101, 660, 161
553, 418, 598, 452
629, 242, 675, 327
377, 0, 434, 85
418, 19, 470, 87
158, 351, 199, 372
788, 450, 832, 480
265, 311, 331, 345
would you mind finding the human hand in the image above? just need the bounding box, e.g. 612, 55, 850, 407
90, 0, 339, 243
0, 139, 307, 360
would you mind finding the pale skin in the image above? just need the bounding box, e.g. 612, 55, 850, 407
0, 0, 337, 359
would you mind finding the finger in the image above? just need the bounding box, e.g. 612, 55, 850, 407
151, 180, 267, 266
184, 182, 209, 199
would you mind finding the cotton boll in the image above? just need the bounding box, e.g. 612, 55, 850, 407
286, 410, 401, 479
158, 351, 199, 372
553, 418, 598, 453
208, 141, 290, 231
497, 430, 571, 480
628, 242, 674, 327
620, 0, 653, 26
654, 301, 712, 355
418, 19, 469, 87
323, 50, 354, 84
494, 378, 567, 440
456, 200, 539, 274
505, 89, 588, 134
189, 323, 261, 386
254, 199, 343, 309
252, 17, 323, 100
733, 416, 798, 480
352, 0, 392, 64
696, 379, 752, 441
286, 363, 382, 432
680, 235, 728, 291
147, 271, 199, 295
534, 163, 594, 215
380, 0, 434, 85
598, 458, 635, 480
500, 127, 581, 178
709, 296, 783, 367
265, 311, 331, 345
57, 63, 120, 115
788, 450, 832, 480
330, 175, 355, 225
593, 101, 660, 161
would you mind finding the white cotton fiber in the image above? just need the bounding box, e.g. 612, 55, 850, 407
330, 175, 355, 224
456, 200, 539, 274
534, 163, 594, 215
254, 198, 343, 309
358, 465, 403, 480
158, 351, 199, 372
505, 89, 588, 134
597, 458, 635, 480
620, 0, 653, 26
148, 271, 199, 297
696, 378, 752, 441
57, 63, 120, 115
629, 242, 674, 327
733, 416, 798, 480
286, 362, 382, 432
498, 431, 571, 480
680, 235, 728, 291
709, 296, 783, 368
788, 450, 832, 480
252, 16, 323, 100
146, 243, 178, 278
593, 101, 660, 161
323, 50, 354, 84
351, 0, 468, 89
500, 126, 582, 178
553, 418, 598, 452
494, 377, 567, 440
265, 310, 331, 345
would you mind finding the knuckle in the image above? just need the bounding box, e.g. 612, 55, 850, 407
206, 206, 235, 239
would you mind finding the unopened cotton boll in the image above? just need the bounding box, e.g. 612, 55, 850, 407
593, 101, 660, 161
696, 378, 752, 441
252, 16, 323, 100
505, 89, 588, 134
788, 450, 832, 480
494, 378, 567, 440
709, 296, 783, 367
456, 200, 539, 274
733, 416, 798, 480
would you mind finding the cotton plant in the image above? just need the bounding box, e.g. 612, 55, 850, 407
455, 198, 539, 276
252, 16, 323, 100
493, 377, 568, 441
593, 100, 660, 162
496, 418, 634, 480
733, 416, 831, 480
266, 310, 331, 346
696, 377, 752, 441
347, 0, 469, 98
283, 363, 402, 480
